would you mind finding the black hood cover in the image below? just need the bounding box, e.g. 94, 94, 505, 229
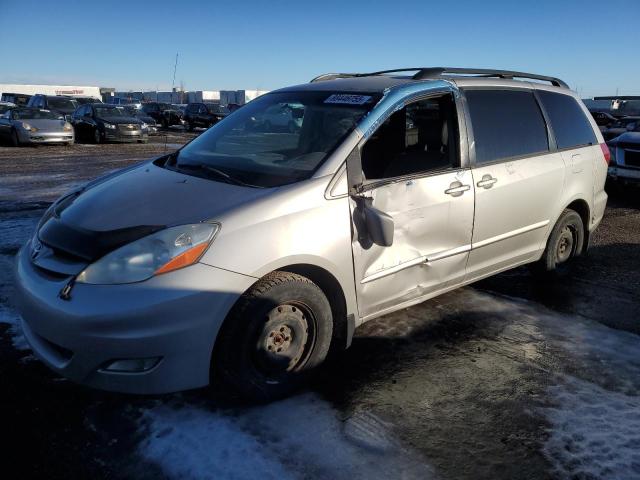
36, 158, 272, 263
39, 216, 163, 262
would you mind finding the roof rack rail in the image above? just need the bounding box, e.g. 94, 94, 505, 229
310, 67, 569, 89
412, 67, 569, 88
310, 68, 428, 83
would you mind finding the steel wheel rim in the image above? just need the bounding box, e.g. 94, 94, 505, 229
253, 302, 317, 377
556, 225, 574, 263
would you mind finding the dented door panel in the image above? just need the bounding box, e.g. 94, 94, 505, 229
351, 169, 474, 318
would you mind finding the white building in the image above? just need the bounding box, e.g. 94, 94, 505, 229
0, 83, 101, 99
219, 89, 269, 106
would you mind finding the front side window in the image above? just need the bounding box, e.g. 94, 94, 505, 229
537, 91, 597, 149
465, 89, 549, 164
361, 94, 459, 180
168, 91, 380, 188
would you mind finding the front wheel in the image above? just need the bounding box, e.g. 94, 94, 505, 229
213, 271, 333, 402
9, 129, 20, 147
93, 128, 102, 144
534, 209, 584, 273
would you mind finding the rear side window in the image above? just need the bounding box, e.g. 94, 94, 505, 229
465, 89, 549, 164
537, 91, 597, 149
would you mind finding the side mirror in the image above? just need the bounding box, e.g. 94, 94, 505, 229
364, 204, 394, 247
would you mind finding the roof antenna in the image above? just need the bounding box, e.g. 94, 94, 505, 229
165, 52, 179, 153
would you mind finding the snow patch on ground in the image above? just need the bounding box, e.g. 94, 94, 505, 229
543, 377, 640, 479
138, 393, 434, 480
0, 304, 29, 351
481, 292, 640, 480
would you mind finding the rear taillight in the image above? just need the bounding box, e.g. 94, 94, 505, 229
600, 143, 611, 165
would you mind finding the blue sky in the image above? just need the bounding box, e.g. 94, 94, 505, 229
0, 0, 638, 97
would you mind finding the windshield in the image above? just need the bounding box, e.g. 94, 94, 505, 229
169, 91, 380, 187
122, 106, 139, 115
74, 97, 97, 105
207, 104, 229, 114
47, 98, 78, 110
612, 100, 640, 116
13, 108, 63, 120
95, 106, 128, 117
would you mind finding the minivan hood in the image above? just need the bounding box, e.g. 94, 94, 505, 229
58, 161, 272, 232
38, 160, 274, 262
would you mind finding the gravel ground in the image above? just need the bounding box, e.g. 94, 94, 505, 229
1, 137, 639, 480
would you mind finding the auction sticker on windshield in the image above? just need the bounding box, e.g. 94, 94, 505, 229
324, 94, 373, 105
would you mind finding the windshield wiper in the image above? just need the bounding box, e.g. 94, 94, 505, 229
177, 163, 262, 188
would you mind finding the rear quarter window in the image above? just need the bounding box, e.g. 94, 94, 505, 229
537, 91, 597, 149
464, 89, 549, 164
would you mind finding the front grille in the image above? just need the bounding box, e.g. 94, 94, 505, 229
624, 150, 640, 168
118, 124, 139, 132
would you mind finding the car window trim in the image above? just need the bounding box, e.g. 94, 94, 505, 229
535, 89, 598, 151
354, 89, 467, 191
460, 86, 555, 168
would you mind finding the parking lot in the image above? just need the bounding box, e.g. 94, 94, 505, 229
1, 134, 639, 479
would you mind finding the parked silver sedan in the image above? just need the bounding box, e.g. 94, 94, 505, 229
0, 107, 74, 146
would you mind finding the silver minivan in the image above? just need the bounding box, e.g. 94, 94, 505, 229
15, 68, 609, 400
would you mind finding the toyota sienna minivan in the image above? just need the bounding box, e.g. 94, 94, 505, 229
15, 68, 609, 401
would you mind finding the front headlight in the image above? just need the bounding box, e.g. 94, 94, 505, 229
63, 123, 72, 132
76, 223, 219, 285
104, 122, 116, 130
141, 122, 148, 129
20, 122, 37, 132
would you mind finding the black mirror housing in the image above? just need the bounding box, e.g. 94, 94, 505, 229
364, 205, 394, 247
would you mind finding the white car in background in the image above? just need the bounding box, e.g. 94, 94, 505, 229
0, 107, 74, 146
257, 103, 304, 132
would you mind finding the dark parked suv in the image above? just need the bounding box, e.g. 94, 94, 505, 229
71, 104, 147, 144
27, 95, 78, 121
1, 92, 32, 106
184, 103, 229, 130
140, 102, 185, 129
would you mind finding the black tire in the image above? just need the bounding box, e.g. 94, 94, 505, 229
161, 118, 169, 129
186, 121, 194, 132
534, 209, 584, 273
9, 129, 20, 147
93, 128, 102, 144
262, 120, 272, 132
213, 271, 333, 402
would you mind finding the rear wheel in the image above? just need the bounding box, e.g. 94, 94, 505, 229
534, 209, 584, 273
213, 271, 333, 402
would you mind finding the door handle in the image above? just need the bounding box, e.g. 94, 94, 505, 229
477, 174, 498, 189
445, 181, 471, 197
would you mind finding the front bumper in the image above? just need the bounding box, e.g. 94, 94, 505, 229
18, 129, 74, 144
14, 243, 256, 394
608, 165, 640, 184
104, 129, 148, 143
